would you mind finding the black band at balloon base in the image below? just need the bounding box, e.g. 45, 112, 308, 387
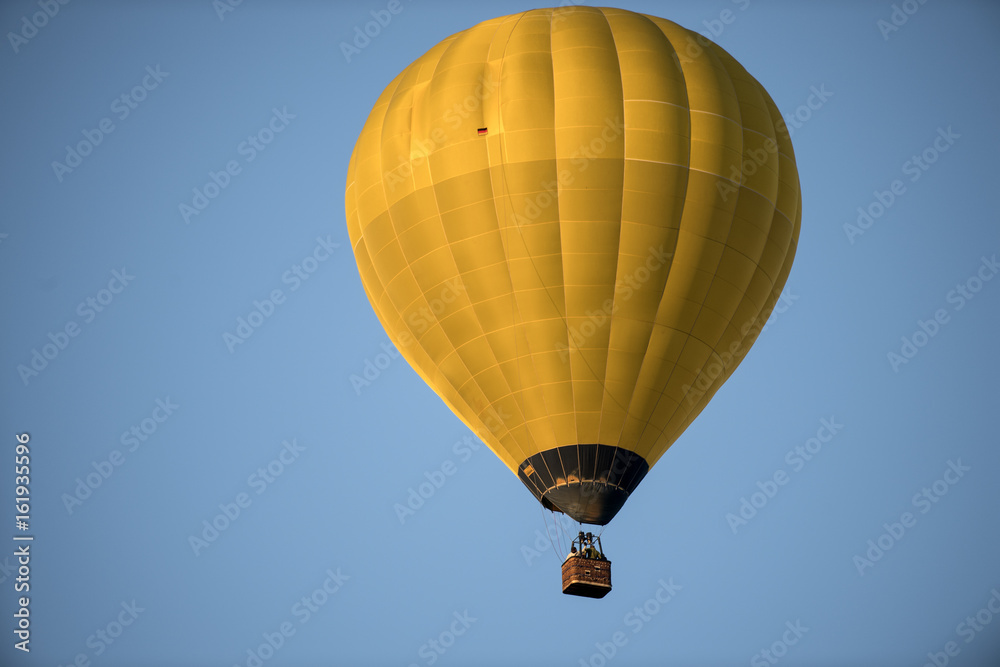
517, 444, 649, 525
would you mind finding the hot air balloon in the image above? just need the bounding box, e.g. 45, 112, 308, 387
345, 6, 800, 597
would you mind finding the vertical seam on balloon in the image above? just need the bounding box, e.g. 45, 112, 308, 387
376, 40, 519, 462
498, 6, 634, 462
592, 7, 629, 450
633, 30, 747, 454
594, 14, 692, 456
550, 7, 581, 449
359, 78, 407, 343
500, 10, 552, 464
546, 5, 636, 448
651, 52, 789, 456
426, 26, 533, 465
425, 19, 539, 468
505, 10, 567, 464
680, 71, 787, 406
608, 15, 692, 459
500, 7, 643, 454
540, 7, 570, 454
491, 8, 575, 455
489, 9, 558, 465
749, 91, 801, 356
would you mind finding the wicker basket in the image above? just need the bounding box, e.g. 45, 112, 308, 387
561, 556, 612, 598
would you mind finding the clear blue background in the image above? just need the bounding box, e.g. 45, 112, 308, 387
2, 1, 999, 666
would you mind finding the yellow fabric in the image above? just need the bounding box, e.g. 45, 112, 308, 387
345, 7, 801, 475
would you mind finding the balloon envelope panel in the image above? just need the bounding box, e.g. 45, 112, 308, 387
345, 6, 800, 523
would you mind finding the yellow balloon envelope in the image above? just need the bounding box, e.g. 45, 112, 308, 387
346, 6, 801, 525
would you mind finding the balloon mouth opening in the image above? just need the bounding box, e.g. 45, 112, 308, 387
543, 484, 630, 525
518, 445, 649, 525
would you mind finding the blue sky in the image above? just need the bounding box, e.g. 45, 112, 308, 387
2, 1, 999, 666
